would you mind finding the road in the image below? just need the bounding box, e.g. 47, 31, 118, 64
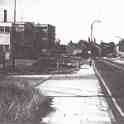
35, 64, 116, 124
95, 57, 124, 123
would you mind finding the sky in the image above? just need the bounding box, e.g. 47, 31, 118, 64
0, 0, 124, 44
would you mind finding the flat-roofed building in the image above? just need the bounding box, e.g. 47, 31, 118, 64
14, 22, 35, 58
34, 24, 55, 54
15, 23, 56, 58
0, 22, 13, 66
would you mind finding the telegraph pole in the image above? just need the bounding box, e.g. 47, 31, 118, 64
14, 0, 16, 23
12, 0, 16, 70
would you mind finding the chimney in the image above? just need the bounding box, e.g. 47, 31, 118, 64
4, 9, 7, 22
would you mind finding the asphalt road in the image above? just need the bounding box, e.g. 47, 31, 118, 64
95, 58, 124, 124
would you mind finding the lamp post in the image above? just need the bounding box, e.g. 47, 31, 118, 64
90, 19, 101, 43
89, 19, 101, 63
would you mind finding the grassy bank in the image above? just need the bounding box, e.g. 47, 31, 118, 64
0, 80, 53, 124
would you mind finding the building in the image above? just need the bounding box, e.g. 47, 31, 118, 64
0, 22, 56, 59
34, 24, 56, 55
14, 23, 56, 58
14, 22, 35, 58
0, 10, 13, 67
116, 39, 124, 57
0, 10, 56, 59
66, 41, 83, 56
118, 39, 124, 51
0, 21, 15, 69
100, 42, 116, 57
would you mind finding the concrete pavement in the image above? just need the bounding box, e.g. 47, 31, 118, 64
36, 64, 116, 124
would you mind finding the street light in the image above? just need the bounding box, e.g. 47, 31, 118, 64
90, 19, 101, 43
89, 19, 101, 63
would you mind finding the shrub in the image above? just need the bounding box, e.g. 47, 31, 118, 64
0, 81, 53, 124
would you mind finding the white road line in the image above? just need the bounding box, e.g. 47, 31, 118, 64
94, 64, 124, 117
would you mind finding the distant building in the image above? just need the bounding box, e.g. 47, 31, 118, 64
0, 22, 13, 66
115, 39, 124, 57
0, 9, 56, 59
119, 39, 124, 51
14, 22, 35, 58
100, 42, 116, 57
14, 23, 56, 58
0, 10, 13, 67
66, 41, 83, 55
34, 24, 56, 54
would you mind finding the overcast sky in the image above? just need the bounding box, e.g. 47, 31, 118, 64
0, 0, 124, 44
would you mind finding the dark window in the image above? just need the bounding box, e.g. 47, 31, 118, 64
0, 26, 4, 32
5, 27, 10, 32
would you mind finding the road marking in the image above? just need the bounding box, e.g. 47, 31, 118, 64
94, 64, 124, 117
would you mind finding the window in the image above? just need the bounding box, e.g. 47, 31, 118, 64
41, 27, 48, 32
42, 28, 47, 32
5, 27, 10, 32
41, 37, 48, 40
0, 26, 4, 32
0, 26, 10, 33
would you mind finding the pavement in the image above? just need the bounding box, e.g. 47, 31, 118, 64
36, 64, 116, 124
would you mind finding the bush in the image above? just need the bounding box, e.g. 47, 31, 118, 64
0, 81, 53, 124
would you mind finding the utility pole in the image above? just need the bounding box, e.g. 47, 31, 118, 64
14, 0, 16, 23
12, 0, 16, 70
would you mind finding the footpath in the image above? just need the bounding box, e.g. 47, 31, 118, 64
94, 59, 124, 124
37, 64, 116, 124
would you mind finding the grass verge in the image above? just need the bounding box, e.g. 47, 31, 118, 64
0, 80, 53, 124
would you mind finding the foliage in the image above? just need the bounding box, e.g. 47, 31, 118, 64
0, 81, 53, 124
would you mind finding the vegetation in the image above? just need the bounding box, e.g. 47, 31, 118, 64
0, 80, 53, 124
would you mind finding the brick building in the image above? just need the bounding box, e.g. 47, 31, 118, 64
14, 22, 35, 58
14, 23, 56, 58
34, 24, 56, 54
